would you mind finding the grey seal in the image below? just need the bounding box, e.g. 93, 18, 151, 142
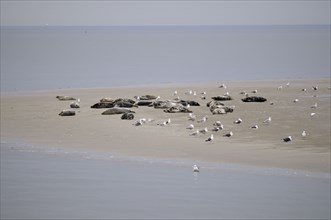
241, 96, 267, 102
59, 109, 76, 116
121, 113, 135, 120
102, 107, 135, 115
56, 96, 76, 101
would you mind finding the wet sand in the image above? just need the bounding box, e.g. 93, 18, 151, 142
1, 79, 330, 173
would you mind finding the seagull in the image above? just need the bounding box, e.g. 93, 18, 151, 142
213, 121, 222, 127
201, 91, 206, 95
312, 86, 318, 91
193, 91, 197, 96
310, 113, 316, 117
155, 96, 161, 101
286, 82, 290, 87
219, 84, 227, 89
197, 116, 208, 123
190, 130, 200, 136
282, 136, 292, 142
293, 99, 299, 103
173, 90, 178, 96
302, 131, 307, 138
205, 134, 214, 142
186, 124, 194, 130
211, 127, 221, 132
158, 119, 171, 126
251, 89, 258, 94
188, 113, 196, 121
311, 103, 318, 109
302, 88, 307, 92
223, 131, 233, 137
277, 86, 283, 90
251, 125, 259, 129
192, 164, 200, 172
133, 118, 146, 126
263, 116, 271, 124
199, 127, 208, 134
224, 92, 230, 96
234, 118, 243, 124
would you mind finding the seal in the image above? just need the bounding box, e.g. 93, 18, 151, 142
70, 102, 80, 108
241, 96, 267, 102
59, 109, 76, 116
56, 96, 76, 101
121, 113, 135, 120
211, 95, 233, 101
164, 106, 192, 113
136, 101, 154, 106
102, 107, 135, 115
91, 102, 115, 108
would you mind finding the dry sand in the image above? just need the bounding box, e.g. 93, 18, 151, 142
1, 79, 330, 173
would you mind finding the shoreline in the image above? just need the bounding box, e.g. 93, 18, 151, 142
1, 79, 330, 173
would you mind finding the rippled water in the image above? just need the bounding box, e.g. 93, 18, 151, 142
1, 140, 330, 219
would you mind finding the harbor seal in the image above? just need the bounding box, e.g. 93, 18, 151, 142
56, 96, 76, 101
121, 113, 135, 120
241, 96, 267, 102
59, 109, 76, 116
102, 107, 135, 115
211, 95, 233, 101
91, 102, 115, 108
164, 106, 192, 113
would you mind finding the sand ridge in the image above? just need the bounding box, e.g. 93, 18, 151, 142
1, 79, 330, 173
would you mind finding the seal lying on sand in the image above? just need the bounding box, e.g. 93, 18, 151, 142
134, 95, 158, 100
136, 101, 154, 106
56, 96, 76, 101
121, 113, 135, 120
59, 109, 76, 116
211, 95, 233, 101
241, 96, 267, 102
102, 107, 135, 115
91, 102, 115, 108
91, 98, 137, 108
178, 100, 200, 107
100, 98, 114, 103
164, 106, 192, 113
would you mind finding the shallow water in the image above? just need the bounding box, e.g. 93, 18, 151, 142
1, 141, 330, 219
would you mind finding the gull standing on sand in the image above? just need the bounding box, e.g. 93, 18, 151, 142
223, 131, 233, 137
211, 127, 221, 132
173, 90, 178, 96
310, 113, 316, 117
188, 113, 196, 121
205, 134, 214, 142
293, 99, 299, 103
213, 121, 222, 127
199, 127, 208, 134
197, 116, 208, 123
251, 125, 259, 129
158, 118, 171, 126
190, 130, 200, 136
302, 131, 307, 138
219, 84, 227, 89
311, 103, 318, 109
186, 124, 194, 130
282, 136, 292, 142
133, 118, 146, 126
263, 116, 271, 124
234, 118, 243, 124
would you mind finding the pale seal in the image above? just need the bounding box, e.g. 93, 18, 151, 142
56, 96, 76, 101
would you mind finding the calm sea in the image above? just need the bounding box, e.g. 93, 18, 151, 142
1, 141, 330, 219
1, 25, 330, 92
